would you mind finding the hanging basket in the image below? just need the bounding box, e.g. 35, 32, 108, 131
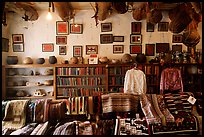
146, 9, 162, 24
183, 29, 200, 47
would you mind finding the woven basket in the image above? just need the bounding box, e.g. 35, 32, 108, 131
183, 29, 200, 47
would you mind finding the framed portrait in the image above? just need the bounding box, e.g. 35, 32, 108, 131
59, 46, 67, 55
145, 44, 155, 56
42, 43, 54, 52
113, 45, 124, 54
131, 22, 141, 34
13, 43, 24, 52
73, 46, 82, 57
12, 34, 24, 43
172, 44, 182, 52
158, 22, 169, 32
101, 23, 112, 32
130, 45, 142, 54
70, 24, 83, 34
113, 36, 124, 42
130, 34, 142, 44
172, 34, 183, 43
156, 43, 169, 53
2, 38, 9, 52
86, 45, 98, 55
146, 22, 154, 32
56, 36, 67, 45
100, 34, 113, 44
56, 21, 69, 35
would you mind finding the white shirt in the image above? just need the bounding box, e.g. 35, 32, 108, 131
124, 68, 147, 95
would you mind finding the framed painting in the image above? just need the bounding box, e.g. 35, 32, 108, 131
130, 45, 142, 54
146, 22, 154, 32
145, 44, 155, 56
2, 38, 9, 52
158, 22, 169, 32
56, 21, 69, 35
113, 36, 124, 42
131, 22, 141, 34
42, 43, 54, 52
59, 46, 67, 55
113, 45, 124, 54
101, 23, 112, 32
172, 44, 182, 52
12, 34, 24, 43
13, 43, 24, 52
172, 34, 183, 43
100, 34, 113, 44
73, 46, 83, 57
130, 34, 142, 44
56, 36, 67, 45
70, 24, 83, 34
156, 43, 169, 53
86, 45, 98, 55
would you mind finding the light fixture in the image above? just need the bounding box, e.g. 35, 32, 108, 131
46, 2, 52, 20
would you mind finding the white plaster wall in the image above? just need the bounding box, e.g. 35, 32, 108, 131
2, 9, 202, 65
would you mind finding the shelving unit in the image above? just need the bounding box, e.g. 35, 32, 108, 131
4, 64, 55, 100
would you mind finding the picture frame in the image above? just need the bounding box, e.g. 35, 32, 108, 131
13, 43, 24, 52
145, 44, 155, 56
70, 24, 83, 34
73, 46, 83, 57
2, 38, 9, 52
42, 43, 54, 52
113, 45, 124, 54
158, 22, 169, 32
130, 45, 142, 54
59, 46, 67, 55
12, 34, 24, 43
172, 44, 182, 52
172, 34, 183, 43
156, 43, 170, 53
130, 34, 142, 44
113, 36, 124, 42
56, 36, 67, 45
56, 21, 69, 35
131, 22, 141, 34
101, 22, 112, 32
86, 45, 98, 55
146, 22, 154, 32
100, 34, 113, 44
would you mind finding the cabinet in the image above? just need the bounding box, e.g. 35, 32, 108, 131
4, 64, 55, 100
55, 64, 107, 99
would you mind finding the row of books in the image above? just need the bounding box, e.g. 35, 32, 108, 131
57, 67, 105, 75
109, 76, 124, 85
57, 77, 105, 86
109, 67, 130, 75
109, 87, 124, 93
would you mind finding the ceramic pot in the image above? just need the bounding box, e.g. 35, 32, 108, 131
6, 56, 18, 65
36, 58, 45, 64
49, 56, 57, 64
23, 57, 33, 64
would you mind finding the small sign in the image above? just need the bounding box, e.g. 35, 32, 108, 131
89, 54, 98, 64
187, 96, 196, 105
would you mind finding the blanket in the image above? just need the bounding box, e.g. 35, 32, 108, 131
2, 100, 29, 130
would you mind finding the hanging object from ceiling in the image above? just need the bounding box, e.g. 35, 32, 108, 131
112, 2, 127, 14
146, 2, 162, 24
131, 2, 146, 21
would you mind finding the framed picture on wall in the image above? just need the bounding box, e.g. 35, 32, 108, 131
172, 34, 183, 43
113, 45, 124, 54
86, 45, 98, 55
70, 24, 83, 34
130, 45, 142, 54
56, 21, 69, 35
156, 43, 169, 53
172, 44, 182, 52
101, 23, 112, 32
158, 22, 169, 32
145, 44, 155, 56
59, 46, 67, 55
42, 43, 54, 52
2, 38, 9, 52
13, 43, 24, 52
131, 22, 141, 34
73, 46, 83, 57
56, 36, 67, 45
146, 22, 154, 32
130, 34, 142, 44
113, 36, 124, 42
100, 34, 113, 44
12, 34, 24, 43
